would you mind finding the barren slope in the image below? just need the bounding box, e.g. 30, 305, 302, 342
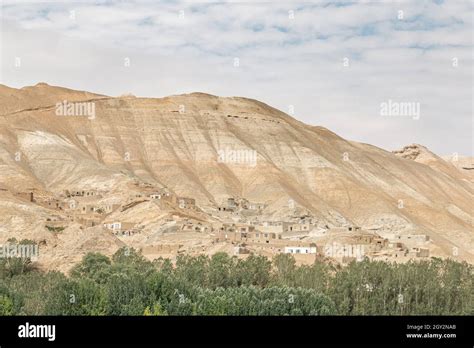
0, 83, 472, 266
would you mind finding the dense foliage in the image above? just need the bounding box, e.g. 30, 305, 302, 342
0, 247, 472, 315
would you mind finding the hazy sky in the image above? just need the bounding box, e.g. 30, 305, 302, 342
1, 0, 472, 156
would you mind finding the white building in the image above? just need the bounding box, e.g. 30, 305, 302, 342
104, 222, 121, 230
284, 246, 317, 254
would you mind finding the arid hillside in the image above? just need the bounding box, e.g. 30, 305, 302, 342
0, 83, 472, 271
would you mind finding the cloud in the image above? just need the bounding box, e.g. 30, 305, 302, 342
1, 0, 472, 155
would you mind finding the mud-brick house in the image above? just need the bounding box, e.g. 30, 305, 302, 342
46, 199, 62, 210
85, 190, 101, 197
46, 215, 63, 222
181, 221, 209, 232
36, 197, 62, 210
115, 228, 141, 236
161, 193, 178, 204
249, 231, 281, 243
353, 234, 388, 251
218, 198, 237, 212
227, 197, 237, 210
257, 221, 286, 234
396, 234, 430, 245
239, 198, 250, 210
221, 223, 255, 234
104, 221, 130, 231
247, 201, 267, 211
99, 203, 121, 214
76, 216, 101, 228
285, 222, 312, 233
408, 247, 430, 258
65, 189, 102, 198
79, 204, 94, 214
75, 202, 115, 215
354, 234, 375, 244
216, 224, 253, 242
76, 203, 109, 215
178, 197, 196, 209
216, 225, 281, 244
388, 241, 406, 249
149, 192, 162, 200
416, 248, 430, 257
64, 190, 79, 197
372, 236, 388, 249
103, 221, 143, 236
16, 191, 35, 202
45, 215, 66, 228
391, 248, 408, 258
181, 222, 195, 232
216, 231, 239, 243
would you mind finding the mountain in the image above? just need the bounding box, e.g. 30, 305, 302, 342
393, 144, 473, 182
0, 83, 472, 271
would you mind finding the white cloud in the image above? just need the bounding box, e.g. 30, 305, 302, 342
1, 0, 472, 155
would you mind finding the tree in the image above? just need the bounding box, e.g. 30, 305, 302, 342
0, 249, 471, 316
106, 272, 152, 315
143, 303, 167, 316
44, 278, 107, 315
0, 295, 14, 315
272, 253, 296, 284
207, 253, 239, 289
111, 247, 155, 277
235, 255, 271, 287
174, 254, 209, 287
193, 286, 336, 315
70, 252, 111, 284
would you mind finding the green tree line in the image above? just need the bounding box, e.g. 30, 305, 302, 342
0, 246, 472, 315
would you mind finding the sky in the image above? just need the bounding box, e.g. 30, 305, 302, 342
0, 0, 472, 156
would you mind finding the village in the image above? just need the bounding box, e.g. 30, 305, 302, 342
8, 184, 433, 265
